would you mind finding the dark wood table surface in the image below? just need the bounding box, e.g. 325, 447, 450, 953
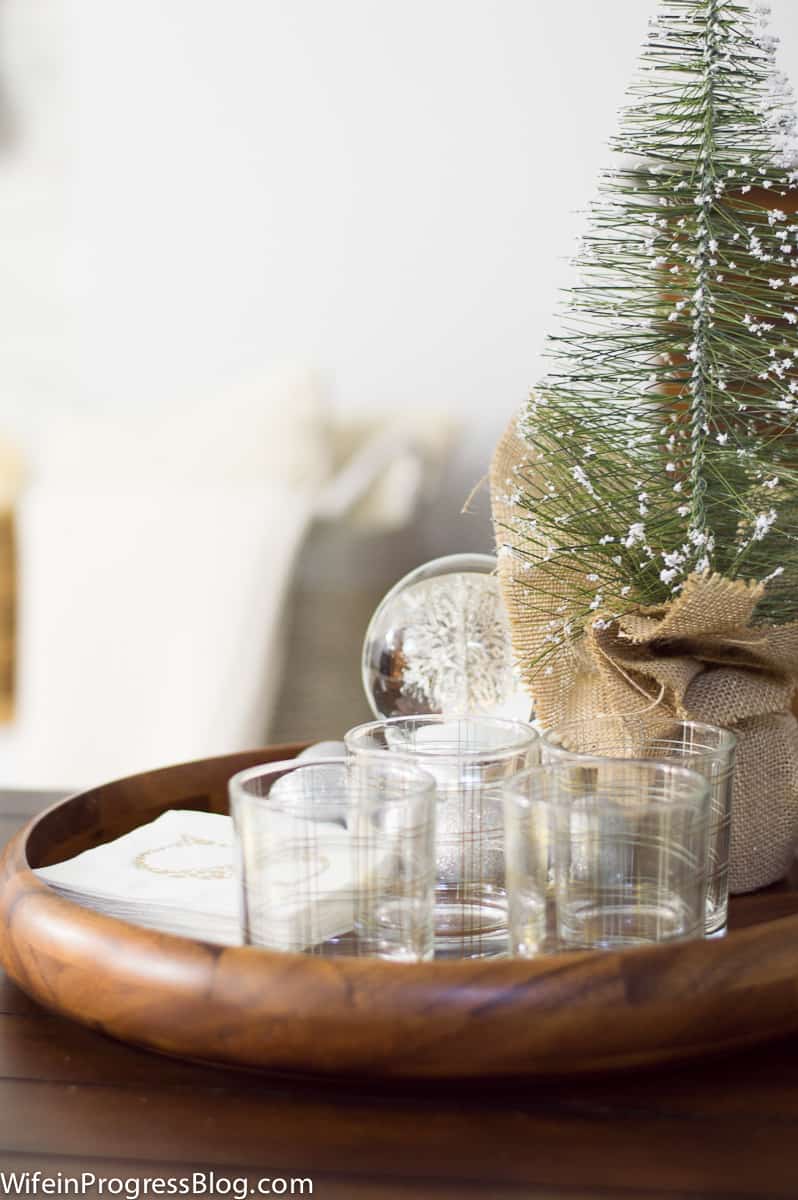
3, 791, 798, 1199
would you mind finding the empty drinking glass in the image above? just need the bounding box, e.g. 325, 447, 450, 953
229, 757, 436, 960
542, 717, 737, 934
504, 760, 711, 955
345, 716, 539, 958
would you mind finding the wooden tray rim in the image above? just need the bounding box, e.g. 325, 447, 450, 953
2, 746, 798, 1079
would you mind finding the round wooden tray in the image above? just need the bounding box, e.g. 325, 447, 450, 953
2, 745, 798, 1079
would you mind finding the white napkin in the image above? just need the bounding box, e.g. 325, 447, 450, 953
36, 810, 239, 944
36, 804, 368, 950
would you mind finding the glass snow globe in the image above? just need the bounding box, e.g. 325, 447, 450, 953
362, 553, 531, 721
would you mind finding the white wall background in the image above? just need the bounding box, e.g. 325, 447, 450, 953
3, 0, 798, 552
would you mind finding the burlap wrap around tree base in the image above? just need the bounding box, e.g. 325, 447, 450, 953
492, 418, 798, 894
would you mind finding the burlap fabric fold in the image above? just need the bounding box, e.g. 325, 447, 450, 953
491, 417, 798, 893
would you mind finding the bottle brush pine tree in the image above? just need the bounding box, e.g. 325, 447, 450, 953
491, 0, 798, 892
496, 0, 798, 671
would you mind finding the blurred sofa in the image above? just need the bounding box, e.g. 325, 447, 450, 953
0, 371, 454, 790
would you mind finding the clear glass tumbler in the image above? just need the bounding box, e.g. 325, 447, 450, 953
344, 716, 539, 959
229, 757, 436, 960
541, 717, 737, 935
504, 760, 711, 955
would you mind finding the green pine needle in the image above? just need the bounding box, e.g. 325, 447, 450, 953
498, 0, 798, 667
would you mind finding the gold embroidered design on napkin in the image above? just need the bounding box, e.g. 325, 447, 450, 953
135, 833, 233, 880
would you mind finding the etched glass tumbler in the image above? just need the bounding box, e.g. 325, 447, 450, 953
504, 760, 711, 955
541, 717, 737, 935
229, 758, 436, 960
345, 716, 539, 958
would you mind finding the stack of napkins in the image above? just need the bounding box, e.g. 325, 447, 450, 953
35, 806, 366, 950
36, 810, 242, 945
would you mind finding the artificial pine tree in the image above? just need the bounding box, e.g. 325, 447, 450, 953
492, 0, 798, 891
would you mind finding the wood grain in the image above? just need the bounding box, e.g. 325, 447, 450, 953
2, 749, 798, 1082
4, 1045, 798, 1197
0, 1157, 546, 1200
8, 789, 798, 1195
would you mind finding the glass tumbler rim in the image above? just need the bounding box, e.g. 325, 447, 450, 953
345, 714, 539, 762
541, 715, 738, 765
504, 758, 712, 816
228, 756, 437, 811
